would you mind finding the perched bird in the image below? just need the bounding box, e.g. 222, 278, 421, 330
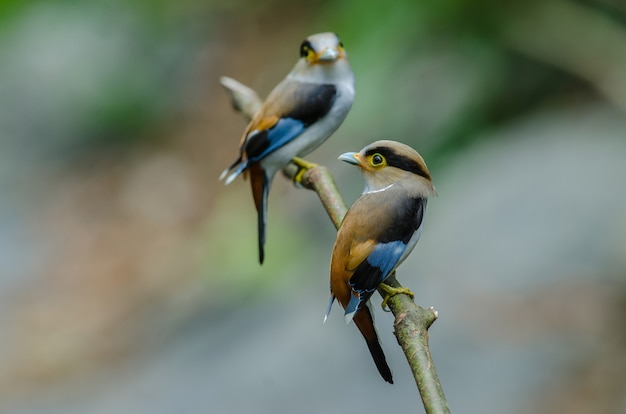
220, 32, 355, 264
326, 140, 436, 384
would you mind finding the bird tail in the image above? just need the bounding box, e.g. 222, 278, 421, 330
249, 164, 269, 264
353, 306, 393, 384
220, 157, 247, 185
323, 294, 336, 324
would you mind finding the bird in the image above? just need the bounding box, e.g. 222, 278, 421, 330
325, 140, 436, 384
220, 32, 355, 264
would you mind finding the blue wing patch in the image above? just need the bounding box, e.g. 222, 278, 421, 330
345, 240, 407, 320
365, 241, 406, 277
244, 118, 305, 163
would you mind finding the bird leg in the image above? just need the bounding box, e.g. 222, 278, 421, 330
291, 157, 319, 186
379, 283, 414, 311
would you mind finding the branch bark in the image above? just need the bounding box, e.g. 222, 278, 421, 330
220, 76, 450, 413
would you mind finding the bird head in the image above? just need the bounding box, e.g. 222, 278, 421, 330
299, 32, 347, 65
288, 32, 353, 84
339, 140, 436, 196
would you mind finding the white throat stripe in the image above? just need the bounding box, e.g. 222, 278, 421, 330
364, 183, 394, 195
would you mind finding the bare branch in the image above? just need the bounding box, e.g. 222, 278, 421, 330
219, 76, 262, 121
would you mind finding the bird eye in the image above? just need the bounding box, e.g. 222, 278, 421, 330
371, 153, 384, 166
300, 41, 314, 58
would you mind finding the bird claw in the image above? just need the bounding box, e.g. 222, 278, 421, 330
291, 157, 318, 187
379, 283, 414, 311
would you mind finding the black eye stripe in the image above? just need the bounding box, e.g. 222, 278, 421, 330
300, 40, 313, 57
364, 147, 430, 179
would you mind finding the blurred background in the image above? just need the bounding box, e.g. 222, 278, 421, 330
1, 0, 626, 412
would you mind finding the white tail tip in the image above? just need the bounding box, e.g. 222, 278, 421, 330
344, 310, 356, 325
219, 168, 229, 181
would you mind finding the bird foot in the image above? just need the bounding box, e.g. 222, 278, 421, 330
291, 157, 318, 187
379, 283, 414, 312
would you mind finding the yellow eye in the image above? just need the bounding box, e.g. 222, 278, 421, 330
370, 153, 385, 167
300, 41, 314, 59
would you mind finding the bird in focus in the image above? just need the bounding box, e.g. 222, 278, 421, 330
220, 32, 355, 264
326, 140, 436, 383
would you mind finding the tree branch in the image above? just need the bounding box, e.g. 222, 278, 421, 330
220, 76, 450, 413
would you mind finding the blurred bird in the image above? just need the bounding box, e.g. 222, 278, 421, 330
325, 140, 436, 383
220, 32, 355, 264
